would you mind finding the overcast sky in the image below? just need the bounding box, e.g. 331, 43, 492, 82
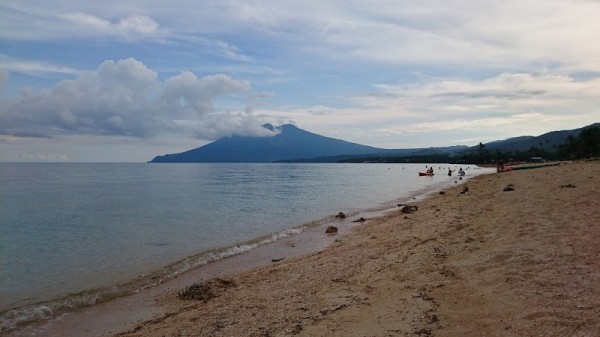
1, 0, 599, 162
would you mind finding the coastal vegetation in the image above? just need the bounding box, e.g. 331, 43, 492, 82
340, 125, 600, 164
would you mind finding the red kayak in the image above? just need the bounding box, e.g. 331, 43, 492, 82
419, 172, 434, 176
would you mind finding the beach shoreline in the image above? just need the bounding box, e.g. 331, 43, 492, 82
7, 161, 598, 336
0, 165, 481, 336
0, 172, 468, 337
111, 161, 599, 337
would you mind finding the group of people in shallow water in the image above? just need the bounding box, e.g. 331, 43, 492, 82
446, 167, 465, 176
426, 166, 465, 176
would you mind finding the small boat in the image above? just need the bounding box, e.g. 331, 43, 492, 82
419, 172, 434, 176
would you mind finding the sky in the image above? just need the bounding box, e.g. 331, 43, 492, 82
1, 0, 599, 162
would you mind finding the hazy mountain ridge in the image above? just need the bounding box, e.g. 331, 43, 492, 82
478, 123, 599, 152
149, 123, 598, 163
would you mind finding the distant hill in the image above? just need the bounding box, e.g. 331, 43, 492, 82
280, 145, 469, 163
477, 123, 600, 152
149, 124, 384, 163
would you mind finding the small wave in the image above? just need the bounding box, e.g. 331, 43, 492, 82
0, 224, 311, 333
0, 306, 52, 332
0, 284, 133, 333
170, 226, 307, 275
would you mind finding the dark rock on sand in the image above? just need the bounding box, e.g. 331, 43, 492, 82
178, 282, 215, 301
335, 212, 346, 219
401, 205, 419, 214
178, 278, 236, 302
326, 226, 339, 234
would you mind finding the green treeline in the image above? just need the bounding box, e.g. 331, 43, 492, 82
340, 126, 600, 164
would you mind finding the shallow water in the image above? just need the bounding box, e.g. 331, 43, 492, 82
0, 162, 489, 331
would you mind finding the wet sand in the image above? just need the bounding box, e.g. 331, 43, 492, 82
12, 162, 596, 337
8, 204, 392, 337
110, 160, 599, 336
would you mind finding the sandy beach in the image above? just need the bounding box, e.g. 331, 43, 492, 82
112, 161, 600, 337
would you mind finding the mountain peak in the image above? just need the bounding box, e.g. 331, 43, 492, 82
261, 123, 275, 131
149, 124, 381, 163
261, 123, 299, 132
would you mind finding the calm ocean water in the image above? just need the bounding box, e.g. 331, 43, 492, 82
0, 162, 490, 331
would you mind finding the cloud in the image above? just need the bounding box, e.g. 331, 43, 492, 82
197, 38, 254, 63
162, 71, 250, 117
59, 12, 160, 37
173, 107, 276, 140
5, 1, 600, 71
59, 12, 111, 30
0, 54, 79, 76
17, 153, 68, 161
150, 0, 597, 70
0, 4, 164, 41
432, 89, 546, 100
117, 14, 160, 34
61, 12, 158, 34
0, 58, 262, 140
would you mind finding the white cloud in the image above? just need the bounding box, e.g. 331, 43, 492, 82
0, 54, 79, 76
60, 12, 111, 30
0, 3, 164, 40
173, 107, 276, 140
0, 58, 262, 140
117, 14, 159, 34
4, 1, 600, 70
59, 12, 160, 37
162, 71, 250, 117
151, 0, 599, 70
209, 40, 254, 63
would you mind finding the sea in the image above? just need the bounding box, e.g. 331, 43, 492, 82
0, 162, 491, 333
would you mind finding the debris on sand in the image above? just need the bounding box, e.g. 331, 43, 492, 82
326, 226, 338, 234
178, 278, 236, 302
401, 205, 419, 214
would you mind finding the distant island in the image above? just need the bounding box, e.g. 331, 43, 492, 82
150, 124, 383, 163
149, 123, 600, 164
